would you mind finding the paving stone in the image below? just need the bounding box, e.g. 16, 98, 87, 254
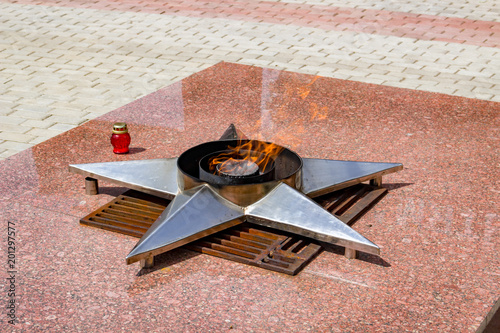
0, 94, 21, 103
0, 109, 14, 117
0, 115, 26, 125
0, 131, 36, 143
28, 136, 52, 145
20, 119, 56, 129
8, 109, 48, 121
358, 76, 386, 85
0, 123, 31, 134
0, 141, 33, 152
366, 73, 392, 82
25, 127, 66, 138
490, 95, 500, 103
48, 123, 78, 132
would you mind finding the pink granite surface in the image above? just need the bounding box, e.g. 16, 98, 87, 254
0, 62, 499, 332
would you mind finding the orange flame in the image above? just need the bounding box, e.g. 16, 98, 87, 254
309, 102, 328, 120
297, 76, 320, 100
209, 140, 284, 176
215, 73, 328, 174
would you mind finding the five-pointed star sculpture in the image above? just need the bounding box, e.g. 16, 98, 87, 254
69, 125, 402, 265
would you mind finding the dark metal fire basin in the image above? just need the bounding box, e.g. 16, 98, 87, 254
69, 125, 403, 267
178, 139, 302, 206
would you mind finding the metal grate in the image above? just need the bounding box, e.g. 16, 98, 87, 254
80, 184, 386, 274
186, 223, 321, 275
315, 183, 387, 225
80, 191, 170, 238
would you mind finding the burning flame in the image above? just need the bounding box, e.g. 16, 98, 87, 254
260, 74, 327, 148
209, 140, 284, 176
297, 76, 319, 100
211, 73, 329, 176
309, 102, 328, 121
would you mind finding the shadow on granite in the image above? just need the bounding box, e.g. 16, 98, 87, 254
128, 147, 147, 154
382, 182, 414, 191
136, 248, 201, 277
320, 243, 392, 268
95, 186, 130, 197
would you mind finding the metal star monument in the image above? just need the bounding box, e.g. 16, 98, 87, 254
70, 125, 402, 266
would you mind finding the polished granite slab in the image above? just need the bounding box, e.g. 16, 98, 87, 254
0, 62, 499, 332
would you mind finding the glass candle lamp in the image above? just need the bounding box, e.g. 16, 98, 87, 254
110, 122, 131, 154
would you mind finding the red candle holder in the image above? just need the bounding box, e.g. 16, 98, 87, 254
110, 122, 131, 154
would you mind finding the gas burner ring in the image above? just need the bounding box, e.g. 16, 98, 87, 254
216, 158, 260, 177
198, 148, 277, 185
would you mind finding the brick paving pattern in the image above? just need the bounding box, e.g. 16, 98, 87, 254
0, 0, 499, 159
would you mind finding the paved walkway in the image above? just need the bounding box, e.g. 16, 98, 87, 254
1, 0, 499, 160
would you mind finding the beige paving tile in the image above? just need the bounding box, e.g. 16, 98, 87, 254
48, 123, 78, 132
0, 131, 36, 143
25, 127, 66, 138
0, 115, 26, 125
0, 141, 33, 152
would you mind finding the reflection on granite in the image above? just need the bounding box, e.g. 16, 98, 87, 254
0, 62, 498, 332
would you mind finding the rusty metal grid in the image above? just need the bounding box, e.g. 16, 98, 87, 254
80, 184, 386, 274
